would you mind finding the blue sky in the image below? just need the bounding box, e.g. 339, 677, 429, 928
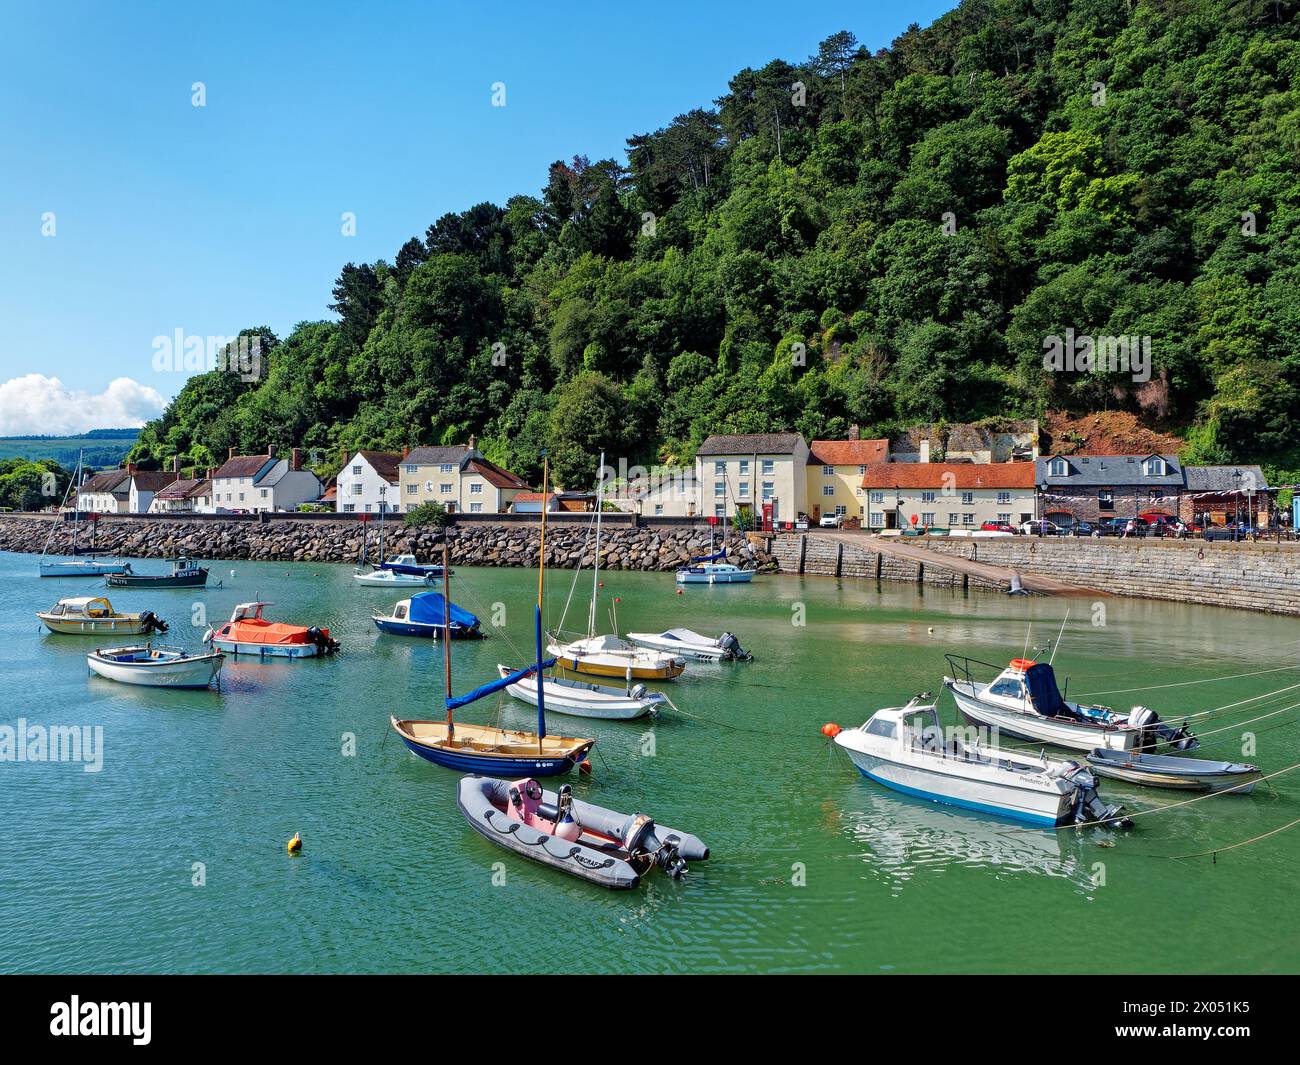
0, 0, 952, 433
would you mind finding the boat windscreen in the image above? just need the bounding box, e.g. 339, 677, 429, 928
1024, 663, 1069, 717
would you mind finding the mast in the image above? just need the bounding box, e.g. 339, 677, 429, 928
378, 501, 385, 562
588, 450, 605, 638
536, 454, 549, 749
442, 537, 454, 737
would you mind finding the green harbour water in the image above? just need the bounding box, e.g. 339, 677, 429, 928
3, 549, 1299, 974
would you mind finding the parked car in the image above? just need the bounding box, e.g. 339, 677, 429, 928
1148, 516, 1189, 538
980, 520, 1016, 533
1067, 521, 1097, 537
1019, 519, 1062, 536
818, 513, 842, 528
1202, 525, 1248, 541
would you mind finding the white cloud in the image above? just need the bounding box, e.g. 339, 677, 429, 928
0, 374, 167, 436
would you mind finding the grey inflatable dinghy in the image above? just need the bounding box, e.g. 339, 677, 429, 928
457, 775, 709, 889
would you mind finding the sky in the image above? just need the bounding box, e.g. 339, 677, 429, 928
0, 0, 953, 435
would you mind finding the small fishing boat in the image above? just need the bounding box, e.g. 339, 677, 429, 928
831, 697, 1131, 828
625, 627, 752, 662
87, 644, 225, 688
547, 634, 686, 682
496, 664, 666, 720
457, 775, 709, 889
371, 591, 482, 638
1086, 749, 1261, 793
105, 557, 209, 588
203, 602, 339, 657
674, 557, 755, 584
353, 554, 448, 587
390, 461, 596, 776
37, 597, 168, 636
944, 654, 1197, 754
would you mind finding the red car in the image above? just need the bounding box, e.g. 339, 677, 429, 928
980, 520, 1016, 533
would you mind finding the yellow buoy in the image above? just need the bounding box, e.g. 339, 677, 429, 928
287, 831, 302, 855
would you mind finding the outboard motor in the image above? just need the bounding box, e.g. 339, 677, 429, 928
620, 813, 687, 879
1128, 706, 1198, 751
717, 632, 753, 661
306, 626, 340, 655
1061, 762, 1133, 830
140, 610, 168, 634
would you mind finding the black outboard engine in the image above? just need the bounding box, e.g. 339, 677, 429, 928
620, 813, 688, 879
1128, 706, 1198, 751
1061, 762, 1133, 830
140, 610, 168, 634
717, 632, 753, 661
306, 626, 340, 655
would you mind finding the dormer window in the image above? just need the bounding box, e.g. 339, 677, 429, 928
1048, 458, 1068, 477
1143, 457, 1167, 477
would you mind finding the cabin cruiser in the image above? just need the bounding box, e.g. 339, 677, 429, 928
832, 697, 1130, 828
203, 602, 338, 658
353, 554, 448, 587
944, 655, 1197, 753
372, 591, 482, 638
37, 596, 168, 636
675, 560, 755, 584
625, 627, 752, 661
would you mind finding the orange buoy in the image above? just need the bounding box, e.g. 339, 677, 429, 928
579, 759, 593, 775
287, 831, 302, 855
676, 588, 683, 595
821, 723, 841, 738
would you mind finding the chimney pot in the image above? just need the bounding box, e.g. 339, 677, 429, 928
267, 444, 277, 459
228, 447, 236, 461
469, 434, 477, 452
291, 447, 302, 471
172, 455, 180, 473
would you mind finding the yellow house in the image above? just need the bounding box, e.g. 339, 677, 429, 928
807, 439, 890, 522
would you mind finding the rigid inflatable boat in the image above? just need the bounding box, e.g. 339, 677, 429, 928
457, 775, 709, 889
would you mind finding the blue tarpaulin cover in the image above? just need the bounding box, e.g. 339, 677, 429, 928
1025, 663, 1069, 717
408, 592, 480, 632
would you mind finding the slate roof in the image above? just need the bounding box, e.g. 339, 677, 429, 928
130, 471, 178, 492
355, 450, 403, 484
213, 455, 277, 480
861, 462, 1037, 490
697, 433, 805, 456
465, 457, 528, 490
403, 445, 475, 466
1036, 454, 1183, 486
1183, 465, 1268, 492
78, 470, 130, 497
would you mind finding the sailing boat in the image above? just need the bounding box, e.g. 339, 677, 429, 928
499, 457, 666, 720
546, 452, 686, 683
38, 451, 128, 578
675, 526, 754, 584
390, 511, 595, 776
352, 505, 446, 586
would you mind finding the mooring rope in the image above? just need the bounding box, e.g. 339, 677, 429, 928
1168, 816, 1300, 861
1078, 663, 1300, 698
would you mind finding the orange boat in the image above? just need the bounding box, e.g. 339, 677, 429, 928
203, 601, 339, 658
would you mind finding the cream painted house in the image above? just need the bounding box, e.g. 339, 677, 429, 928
397, 441, 528, 513
859, 462, 1037, 531
694, 433, 809, 526
806, 439, 890, 522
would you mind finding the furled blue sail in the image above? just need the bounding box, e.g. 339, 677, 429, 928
445, 659, 558, 711
687, 550, 727, 564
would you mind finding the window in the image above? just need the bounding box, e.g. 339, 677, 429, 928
738, 460, 749, 475
440, 463, 454, 473
998, 513, 1011, 523
762, 481, 774, 500
869, 491, 884, 504
989, 677, 1025, 699
364, 504, 371, 513
342, 503, 355, 513
469, 502, 482, 513
921, 491, 936, 503
963, 513, 974, 525
351, 483, 362, 496
469, 483, 482, 494
961, 492, 974, 504
997, 491, 1010, 504
439, 483, 453, 495
868, 512, 884, 528
715, 461, 726, 475
835, 504, 847, 517
737, 482, 749, 498
858, 465, 866, 475
1143, 457, 1166, 477
352, 465, 361, 475
405, 464, 417, 474
1098, 490, 1115, 511
1049, 458, 1068, 477
406, 484, 417, 495
823, 485, 835, 497
761, 460, 774, 475
921, 512, 935, 526
855, 487, 863, 495
654, 504, 664, 516
949, 513, 959, 525
865, 718, 897, 740
823, 465, 834, 476
715, 483, 726, 498
238, 493, 244, 502
715, 504, 725, 518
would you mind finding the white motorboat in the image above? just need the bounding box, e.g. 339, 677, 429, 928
353, 554, 447, 587
674, 560, 754, 584
39, 558, 130, 578
87, 644, 225, 688
547, 633, 686, 682
625, 627, 752, 661
943, 654, 1197, 754
832, 697, 1130, 828
496, 665, 666, 720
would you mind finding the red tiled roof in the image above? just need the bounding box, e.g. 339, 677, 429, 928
466, 457, 529, 490
356, 450, 402, 483
513, 492, 553, 503
131, 471, 178, 492
809, 439, 889, 466
860, 462, 1036, 490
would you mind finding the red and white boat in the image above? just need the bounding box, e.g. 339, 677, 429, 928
203, 602, 339, 658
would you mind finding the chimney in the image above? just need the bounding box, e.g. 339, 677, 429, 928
126, 461, 137, 475
919, 439, 931, 463
172, 455, 180, 473
402, 445, 410, 459
848, 424, 860, 441
468, 435, 477, 452
291, 447, 302, 471
267, 444, 277, 459
228, 447, 236, 460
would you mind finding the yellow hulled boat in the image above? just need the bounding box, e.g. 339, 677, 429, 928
37, 596, 169, 636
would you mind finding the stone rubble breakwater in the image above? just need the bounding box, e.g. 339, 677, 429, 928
0, 515, 777, 572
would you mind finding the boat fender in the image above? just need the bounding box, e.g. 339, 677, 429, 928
287, 832, 302, 855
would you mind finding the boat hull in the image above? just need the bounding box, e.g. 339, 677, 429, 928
498, 666, 661, 720
675, 569, 754, 584
206, 638, 324, 658
1086, 751, 1260, 793
353, 572, 433, 587
39, 560, 128, 577
841, 747, 1071, 826
625, 634, 725, 660
87, 648, 224, 688
392, 718, 593, 777
38, 615, 153, 635
946, 679, 1138, 752
104, 571, 208, 588
370, 616, 477, 638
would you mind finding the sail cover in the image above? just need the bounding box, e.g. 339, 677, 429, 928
379, 561, 440, 576
687, 550, 727, 564
408, 592, 479, 632
1024, 663, 1069, 717
446, 659, 557, 711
